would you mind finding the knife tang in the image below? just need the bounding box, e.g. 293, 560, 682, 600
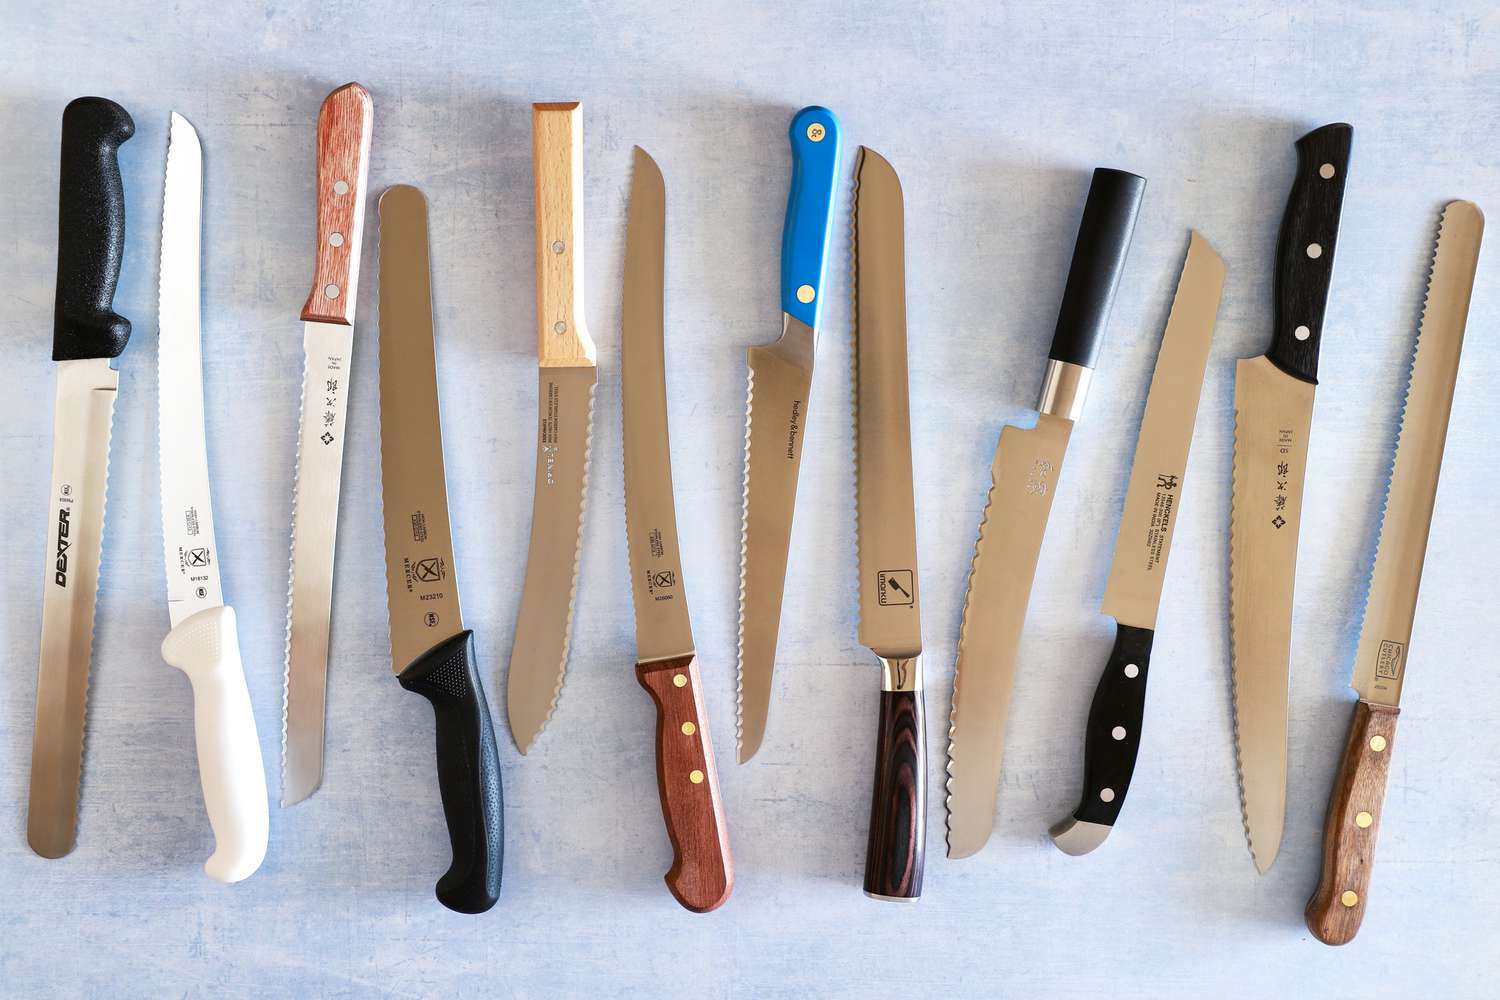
780, 106, 841, 328
1045, 168, 1145, 374
1306, 700, 1398, 945
398, 630, 504, 914
636, 655, 733, 913
53, 96, 134, 361
533, 102, 596, 366
865, 676, 925, 900
301, 82, 372, 325
1267, 123, 1352, 383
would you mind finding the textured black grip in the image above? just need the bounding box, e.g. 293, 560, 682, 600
1048, 167, 1146, 369
398, 630, 504, 913
1266, 123, 1353, 384
53, 97, 134, 362
864, 689, 925, 900
1067, 623, 1154, 827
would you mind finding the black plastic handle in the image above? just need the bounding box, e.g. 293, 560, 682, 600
1266, 123, 1353, 384
397, 630, 504, 913
864, 689, 926, 900
53, 96, 134, 362
1064, 623, 1154, 828
1047, 168, 1146, 369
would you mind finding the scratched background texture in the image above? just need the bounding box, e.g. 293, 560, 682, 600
2, 1, 1498, 996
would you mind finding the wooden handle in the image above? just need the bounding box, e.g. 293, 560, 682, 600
532, 102, 595, 367
1306, 700, 1399, 945
864, 688, 925, 900
636, 655, 733, 913
301, 82, 373, 324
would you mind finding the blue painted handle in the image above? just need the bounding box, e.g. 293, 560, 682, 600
780, 106, 841, 328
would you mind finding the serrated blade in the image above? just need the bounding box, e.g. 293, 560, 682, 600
736, 314, 815, 762
945, 413, 1072, 858
1229, 353, 1315, 873
158, 113, 224, 627
1352, 201, 1482, 706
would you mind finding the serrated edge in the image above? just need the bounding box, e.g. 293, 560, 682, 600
1226, 375, 1267, 872
734, 362, 755, 755
850, 152, 866, 646
278, 340, 313, 804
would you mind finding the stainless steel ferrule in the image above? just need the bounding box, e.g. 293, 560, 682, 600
879, 655, 923, 693
1037, 359, 1092, 422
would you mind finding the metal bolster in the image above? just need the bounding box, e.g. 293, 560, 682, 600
1037, 360, 1092, 422
880, 655, 923, 693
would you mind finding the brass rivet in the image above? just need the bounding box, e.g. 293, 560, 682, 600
681, 722, 696, 736
1341, 890, 1359, 907
796, 284, 815, 304
1319, 163, 1336, 179
1370, 735, 1388, 753
689, 769, 704, 784
806, 122, 826, 142
1355, 811, 1373, 828
673, 674, 687, 688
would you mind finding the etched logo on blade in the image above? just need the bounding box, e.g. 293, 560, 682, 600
1376, 640, 1405, 682
414, 557, 444, 583
786, 400, 803, 459
877, 570, 914, 607
1024, 459, 1055, 497
187, 547, 211, 568
645, 568, 677, 602
54, 507, 71, 587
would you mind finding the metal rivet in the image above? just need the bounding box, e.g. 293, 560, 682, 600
673, 674, 687, 688
333, 179, 350, 195
552, 240, 565, 254
1355, 811, 1373, 828
324, 283, 340, 299
1306, 242, 1323, 259
554, 321, 567, 334
1341, 890, 1359, 907
681, 722, 696, 736
1111, 726, 1127, 741
328, 232, 345, 248
1099, 788, 1116, 803
1294, 324, 1312, 341
689, 769, 704, 784
1319, 163, 1336, 179
796, 284, 816, 304
1123, 663, 1139, 679
1370, 735, 1387, 752
806, 122, 826, 142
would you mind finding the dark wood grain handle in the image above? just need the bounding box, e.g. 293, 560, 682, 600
864, 680, 925, 901
636, 655, 734, 913
301, 82, 373, 324
1306, 700, 1398, 945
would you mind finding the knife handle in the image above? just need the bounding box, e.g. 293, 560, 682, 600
53, 96, 134, 362
532, 101, 596, 367
398, 630, 505, 914
1047, 168, 1145, 370
864, 658, 925, 901
780, 106, 842, 329
160, 606, 270, 883
1050, 623, 1154, 855
1306, 700, 1398, 945
637, 655, 734, 913
301, 82, 373, 325
1268, 123, 1352, 384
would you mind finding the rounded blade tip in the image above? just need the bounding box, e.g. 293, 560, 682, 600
1048, 817, 1112, 856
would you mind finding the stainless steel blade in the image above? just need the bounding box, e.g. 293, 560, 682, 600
853, 147, 921, 659
736, 313, 815, 762
378, 184, 465, 670
1101, 232, 1224, 628
506, 364, 597, 752
280, 318, 354, 805
28, 357, 118, 858
945, 413, 1072, 858
623, 148, 694, 663
1229, 352, 1315, 873
1353, 201, 1483, 707
158, 113, 224, 628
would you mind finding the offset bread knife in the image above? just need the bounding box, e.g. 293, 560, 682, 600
945, 168, 1145, 859
852, 148, 926, 901
1049, 232, 1224, 855
27, 96, 135, 859
157, 113, 271, 882
623, 149, 734, 913
1230, 123, 1352, 872
281, 83, 374, 805
1306, 201, 1482, 945
736, 106, 842, 763
506, 102, 598, 754
379, 185, 504, 913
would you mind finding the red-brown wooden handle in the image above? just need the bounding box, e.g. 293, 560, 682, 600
1306, 700, 1399, 945
301, 82, 373, 324
636, 655, 734, 912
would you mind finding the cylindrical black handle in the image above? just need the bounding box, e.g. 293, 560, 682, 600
863, 688, 925, 900
1067, 623, 1154, 828
398, 630, 504, 914
1267, 123, 1353, 384
53, 96, 134, 362
1047, 167, 1146, 369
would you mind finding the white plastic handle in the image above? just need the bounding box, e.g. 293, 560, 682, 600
161, 605, 270, 883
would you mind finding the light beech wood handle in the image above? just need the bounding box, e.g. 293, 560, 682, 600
302, 82, 373, 324
1306, 700, 1399, 945
532, 102, 595, 367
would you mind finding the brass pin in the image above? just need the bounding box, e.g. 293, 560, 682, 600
673, 673, 687, 688
1341, 890, 1359, 908
1370, 735, 1388, 753
681, 722, 696, 736
1355, 811, 1373, 828
689, 769, 704, 784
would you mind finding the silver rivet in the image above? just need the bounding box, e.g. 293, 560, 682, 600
554, 321, 567, 334
1099, 788, 1116, 803
1306, 242, 1323, 259
324, 283, 340, 299
1295, 325, 1311, 341
552, 240, 565, 254
1319, 163, 1336, 179
329, 232, 345, 248
1111, 726, 1127, 741
333, 179, 350, 195
1123, 663, 1139, 679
